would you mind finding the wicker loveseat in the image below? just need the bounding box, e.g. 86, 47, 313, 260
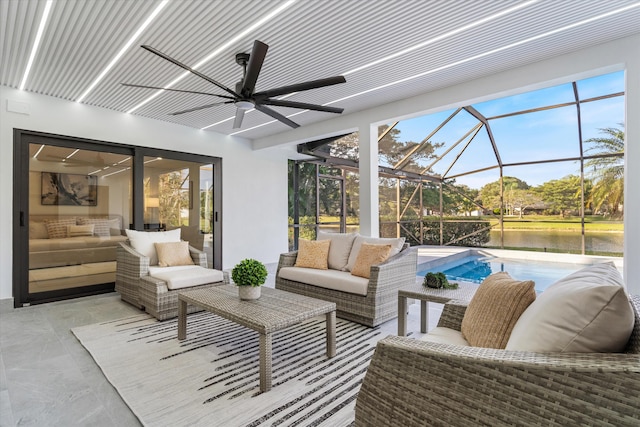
355, 295, 640, 426
115, 240, 225, 320
276, 235, 417, 327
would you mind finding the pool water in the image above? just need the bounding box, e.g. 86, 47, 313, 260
417, 255, 586, 292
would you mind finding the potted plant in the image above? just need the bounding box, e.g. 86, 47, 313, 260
422, 272, 458, 289
231, 258, 268, 300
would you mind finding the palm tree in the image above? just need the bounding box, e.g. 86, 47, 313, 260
584, 125, 624, 218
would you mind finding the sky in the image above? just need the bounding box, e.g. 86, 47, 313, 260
383, 70, 625, 189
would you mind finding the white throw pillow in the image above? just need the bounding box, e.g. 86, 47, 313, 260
345, 236, 405, 272
505, 262, 634, 353
317, 231, 358, 270
125, 229, 181, 266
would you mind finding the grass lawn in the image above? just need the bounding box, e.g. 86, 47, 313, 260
488, 215, 623, 232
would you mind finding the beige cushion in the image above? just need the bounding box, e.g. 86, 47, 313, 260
278, 266, 369, 295
78, 217, 120, 237
155, 241, 194, 267
506, 262, 634, 353
350, 243, 392, 279
29, 221, 49, 239
67, 224, 95, 237
317, 231, 358, 270
420, 327, 470, 346
125, 228, 181, 265
345, 236, 405, 271
148, 266, 224, 290
44, 218, 77, 238
295, 239, 330, 270
461, 272, 536, 349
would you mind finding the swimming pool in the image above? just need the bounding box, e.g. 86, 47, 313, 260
417, 255, 589, 292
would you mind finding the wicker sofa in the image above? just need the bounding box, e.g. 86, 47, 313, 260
115, 241, 226, 320
276, 238, 417, 327
355, 295, 640, 426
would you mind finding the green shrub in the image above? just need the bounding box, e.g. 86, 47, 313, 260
422, 272, 458, 289
231, 259, 268, 287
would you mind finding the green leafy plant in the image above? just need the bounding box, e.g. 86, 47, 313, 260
422, 272, 458, 289
231, 259, 268, 287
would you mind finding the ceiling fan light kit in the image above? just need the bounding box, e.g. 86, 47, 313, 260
122, 40, 346, 129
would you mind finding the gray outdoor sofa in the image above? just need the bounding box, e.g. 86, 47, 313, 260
355, 295, 640, 426
276, 238, 417, 327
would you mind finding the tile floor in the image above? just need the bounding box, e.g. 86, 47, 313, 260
0, 266, 442, 427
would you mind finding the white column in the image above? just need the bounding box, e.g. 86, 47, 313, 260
624, 59, 640, 295
358, 122, 379, 237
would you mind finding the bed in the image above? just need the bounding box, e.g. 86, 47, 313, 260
28, 215, 128, 293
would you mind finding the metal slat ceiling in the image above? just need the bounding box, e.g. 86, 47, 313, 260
1, 0, 639, 141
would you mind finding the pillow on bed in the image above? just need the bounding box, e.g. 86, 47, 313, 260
155, 241, 194, 267
77, 217, 118, 237
29, 221, 49, 239
67, 224, 95, 237
44, 218, 77, 239
125, 228, 181, 265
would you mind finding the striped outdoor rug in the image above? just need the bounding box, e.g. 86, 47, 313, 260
72, 312, 385, 427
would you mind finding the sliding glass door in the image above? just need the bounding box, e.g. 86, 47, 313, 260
14, 130, 222, 307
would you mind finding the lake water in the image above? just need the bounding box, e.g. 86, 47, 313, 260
487, 230, 623, 254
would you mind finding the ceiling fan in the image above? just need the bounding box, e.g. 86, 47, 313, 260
122, 40, 346, 129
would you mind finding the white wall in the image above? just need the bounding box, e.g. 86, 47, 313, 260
254, 34, 640, 295
0, 87, 289, 300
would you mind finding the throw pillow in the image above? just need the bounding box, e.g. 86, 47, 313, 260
345, 236, 405, 271
317, 231, 358, 270
29, 221, 49, 239
505, 262, 634, 353
67, 224, 95, 237
44, 218, 77, 239
350, 243, 392, 279
78, 217, 118, 237
155, 241, 194, 267
125, 228, 181, 265
295, 238, 330, 270
461, 272, 536, 349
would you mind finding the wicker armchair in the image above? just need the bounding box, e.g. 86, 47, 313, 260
115, 242, 225, 320
355, 295, 640, 426
276, 245, 417, 327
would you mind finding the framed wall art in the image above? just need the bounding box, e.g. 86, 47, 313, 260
41, 172, 98, 206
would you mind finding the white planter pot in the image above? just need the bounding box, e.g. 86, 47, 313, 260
238, 286, 261, 301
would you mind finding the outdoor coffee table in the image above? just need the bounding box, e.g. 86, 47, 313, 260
397, 282, 478, 336
177, 285, 336, 392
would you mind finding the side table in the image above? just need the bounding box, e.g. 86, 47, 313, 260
397, 282, 478, 336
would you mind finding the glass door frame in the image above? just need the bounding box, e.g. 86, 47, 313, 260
13, 129, 222, 307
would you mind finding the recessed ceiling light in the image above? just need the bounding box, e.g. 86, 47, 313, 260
66, 149, 80, 159
76, 0, 169, 103
20, 0, 54, 90
32, 144, 46, 159
126, 0, 297, 114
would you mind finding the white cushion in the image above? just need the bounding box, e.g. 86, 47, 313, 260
345, 236, 405, 272
317, 231, 358, 270
506, 262, 635, 353
125, 229, 181, 266
420, 327, 470, 346
149, 266, 224, 290
278, 266, 369, 296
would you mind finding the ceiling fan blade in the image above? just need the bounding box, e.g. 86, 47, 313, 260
141, 45, 239, 98
241, 40, 268, 97
121, 83, 234, 99
255, 104, 299, 128
170, 101, 234, 116
259, 98, 343, 114
253, 76, 346, 99
233, 109, 246, 129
